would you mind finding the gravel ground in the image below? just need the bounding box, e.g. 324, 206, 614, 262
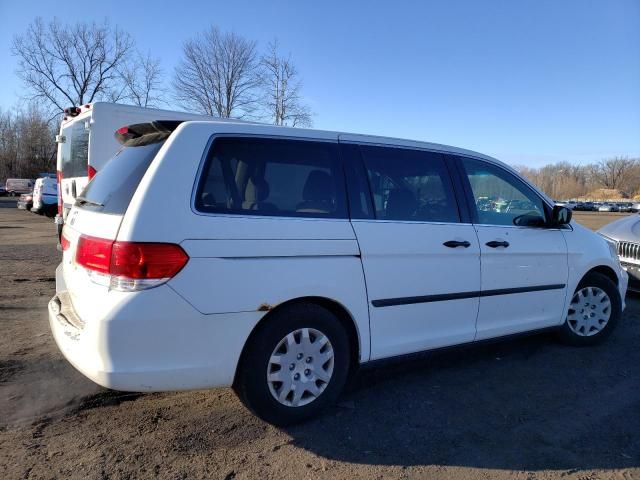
1, 198, 638, 479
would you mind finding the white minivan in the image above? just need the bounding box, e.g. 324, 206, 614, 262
49, 120, 628, 425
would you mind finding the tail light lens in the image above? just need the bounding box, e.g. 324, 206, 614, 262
60, 229, 71, 252
75, 235, 188, 291
87, 165, 97, 180
57, 170, 63, 216
76, 235, 112, 274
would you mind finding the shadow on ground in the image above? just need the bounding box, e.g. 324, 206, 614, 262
281, 319, 640, 471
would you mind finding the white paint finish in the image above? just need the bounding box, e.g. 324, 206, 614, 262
169, 256, 371, 361
474, 226, 569, 340
563, 222, 628, 314
50, 268, 263, 391
352, 220, 481, 359
181, 239, 360, 258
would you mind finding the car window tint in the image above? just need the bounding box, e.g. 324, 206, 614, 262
461, 158, 546, 227
77, 142, 164, 214
196, 137, 347, 219
359, 145, 459, 223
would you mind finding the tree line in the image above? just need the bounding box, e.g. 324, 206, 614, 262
516, 157, 640, 201
11, 18, 312, 125
1, 18, 313, 179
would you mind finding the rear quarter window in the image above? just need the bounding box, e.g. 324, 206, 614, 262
195, 137, 347, 219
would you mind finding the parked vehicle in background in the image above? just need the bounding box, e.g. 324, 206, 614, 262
55, 103, 226, 238
32, 177, 58, 217
16, 192, 33, 210
50, 119, 627, 426
5, 178, 34, 196
600, 215, 640, 291
0, 185, 6, 196
630, 203, 640, 213
599, 203, 617, 212
617, 202, 633, 213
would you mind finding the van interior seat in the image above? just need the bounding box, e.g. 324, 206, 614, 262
242, 177, 278, 212
385, 189, 417, 220
296, 170, 335, 214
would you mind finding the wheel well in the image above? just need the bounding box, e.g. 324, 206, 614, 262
234, 297, 361, 384
584, 265, 618, 286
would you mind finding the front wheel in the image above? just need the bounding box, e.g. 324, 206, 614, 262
557, 272, 621, 346
234, 303, 351, 426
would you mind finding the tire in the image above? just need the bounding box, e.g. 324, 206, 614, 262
557, 272, 621, 346
234, 303, 351, 426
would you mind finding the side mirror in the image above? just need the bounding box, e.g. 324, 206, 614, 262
551, 205, 572, 226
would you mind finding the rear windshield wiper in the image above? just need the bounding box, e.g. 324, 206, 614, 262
75, 196, 104, 207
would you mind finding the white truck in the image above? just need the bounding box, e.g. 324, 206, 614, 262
55, 102, 232, 237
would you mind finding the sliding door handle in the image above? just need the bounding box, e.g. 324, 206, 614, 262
443, 240, 471, 248
486, 240, 510, 248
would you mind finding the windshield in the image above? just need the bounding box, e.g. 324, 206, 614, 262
60, 120, 90, 177
76, 142, 164, 214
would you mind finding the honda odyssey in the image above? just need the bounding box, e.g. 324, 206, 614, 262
49, 120, 628, 425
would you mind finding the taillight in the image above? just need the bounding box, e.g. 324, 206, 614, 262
76, 235, 112, 274
57, 170, 63, 216
87, 165, 97, 180
75, 235, 188, 291
60, 229, 71, 251
111, 242, 189, 279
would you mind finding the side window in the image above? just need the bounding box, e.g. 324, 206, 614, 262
359, 145, 460, 223
461, 158, 547, 227
195, 137, 347, 219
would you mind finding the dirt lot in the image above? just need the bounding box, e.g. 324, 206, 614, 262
1, 199, 638, 480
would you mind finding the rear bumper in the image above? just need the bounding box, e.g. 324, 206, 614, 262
49, 264, 262, 392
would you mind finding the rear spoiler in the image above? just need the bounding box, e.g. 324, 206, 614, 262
114, 120, 184, 146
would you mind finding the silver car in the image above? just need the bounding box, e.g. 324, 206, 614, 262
599, 215, 640, 291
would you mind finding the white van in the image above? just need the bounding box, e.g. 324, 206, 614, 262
55, 103, 222, 235
31, 177, 58, 217
5, 178, 34, 196
49, 120, 628, 425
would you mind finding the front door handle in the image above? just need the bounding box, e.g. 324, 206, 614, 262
443, 240, 471, 248
486, 240, 510, 248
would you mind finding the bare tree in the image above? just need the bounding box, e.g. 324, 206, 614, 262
172, 27, 260, 118
12, 18, 134, 114
259, 40, 312, 127
116, 51, 166, 107
589, 156, 637, 192
0, 104, 56, 179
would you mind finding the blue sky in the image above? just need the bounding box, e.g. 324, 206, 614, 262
0, 0, 638, 167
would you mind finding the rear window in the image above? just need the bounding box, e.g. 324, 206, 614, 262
195, 137, 347, 218
60, 120, 90, 177
76, 142, 164, 214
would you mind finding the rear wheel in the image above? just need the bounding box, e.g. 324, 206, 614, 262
557, 272, 621, 345
234, 303, 350, 426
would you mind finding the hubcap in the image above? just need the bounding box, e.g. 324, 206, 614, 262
267, 328, 334, 407
566, 286, 611, 337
